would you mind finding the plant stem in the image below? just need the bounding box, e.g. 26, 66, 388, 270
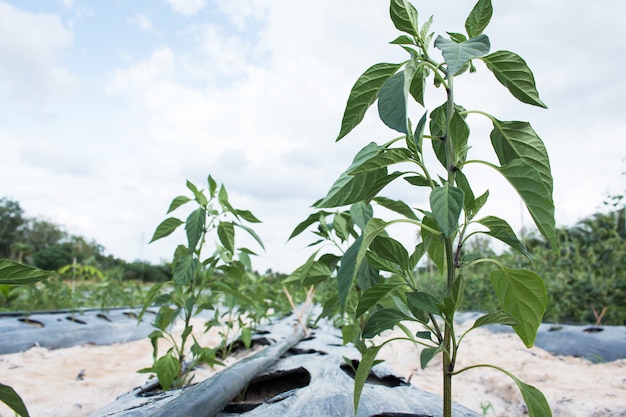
442, 75, 456, 417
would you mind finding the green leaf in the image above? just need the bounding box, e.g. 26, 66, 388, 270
415, 331, 432, 342
355, 257, 380, 293
498, 160, 557, 251
406, 291, 442, 317
173, 255, 198, 286
482, 50, 547, 108
482, 365, 553, 417
166, 195, 192, 214
341, 323, 360, 345
235, 209, 261, 223
404, 175, 431, 187
185, 208, 206, 251
389, 0, 420, 37
366, 251, 403, 275
181, 324, 193, 342
337, 237, 361, 313
0, 382, 30, 417
337, 63, 403, 141
150, 217, 184, 243
510, 374, 553, 417
465, 0, 493, 38
422, 216, 445, 274
354, 345, 383, 413
431, 109, 470, 169
207, 175, 218, 197
154, 305, 179, 331
315, 143, 385, 208
138, 282, 167, 321
301, 261, 332, 286
288, 211, 331, 240
356, 283, 397, 318
240, 326, 252, 348
454, 170, 475, 213
408, 111, 428, 157
354, 218, 389, 280
349, 148, 413, 174
470, 310, 520, 331
234, 223, 265, 251
0, 260, 51, 285
332, 212, 351, 241
446, 32, 467, 43
434, 34, 490, 76
155, 352, 181, 391
185, 180, 202, 202
390, 35, 415, 45
451, 112, 470, 165
490, 120, 553, 194
374, 196, 418, 220
217, 222, 235, 254
283, 251, 318, 285
477, 216, 531, 259
428, 103, 447, 168
490, 267, 548, 347
378, 71, 408, 134
370, 235, 410, 272
214, 281, 258, 308
408, 242, 426, 270
362, 308, 411, 338
442, 275, 465, 317
350, 202, 373, 232
474, 190, 489, 213
429, 184, 464, 238
420, 346, 442, 369
409, 65, 426, 106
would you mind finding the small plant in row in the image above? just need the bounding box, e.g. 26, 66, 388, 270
139, 176, 288, 390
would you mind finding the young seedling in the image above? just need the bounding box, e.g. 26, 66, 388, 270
139, 176, 266, 390
290, 1, 557, 416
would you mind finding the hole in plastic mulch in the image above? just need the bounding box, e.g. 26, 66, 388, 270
223, 367, 311, 413
341, 360, 406, 387
96, 313, 112, 322
66, 316, 87, 325
17, 318, 45, 328
288, 346, 328, 356
123, 311, 138, 319
583, 327, 604, 333
370, 413, 433, 417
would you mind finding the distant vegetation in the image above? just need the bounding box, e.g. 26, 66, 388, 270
0, 196, 171, 311
0, 195, 623, 324
417, 197, 625, 325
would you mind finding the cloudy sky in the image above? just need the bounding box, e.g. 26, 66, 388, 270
1, 0, 624, 274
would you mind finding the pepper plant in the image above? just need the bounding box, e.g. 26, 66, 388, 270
139, 176, 266, 390
290, 0, 557, 416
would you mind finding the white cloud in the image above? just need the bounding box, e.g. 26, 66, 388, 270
128, 14, 158, 34
165, 0, 207, 17
0, 2, 78, 106
214, 0, 267, 31
108, 47, 174, 94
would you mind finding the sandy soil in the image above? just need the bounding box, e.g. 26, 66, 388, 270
0, 321, 624, 417
378, 325, 626, 417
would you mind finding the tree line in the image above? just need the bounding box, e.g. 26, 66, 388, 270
0, 197, 170, 282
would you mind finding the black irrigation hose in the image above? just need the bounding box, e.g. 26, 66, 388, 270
147, 323, 308, 417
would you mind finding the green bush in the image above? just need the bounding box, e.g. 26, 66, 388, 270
416, 206, 626, 325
